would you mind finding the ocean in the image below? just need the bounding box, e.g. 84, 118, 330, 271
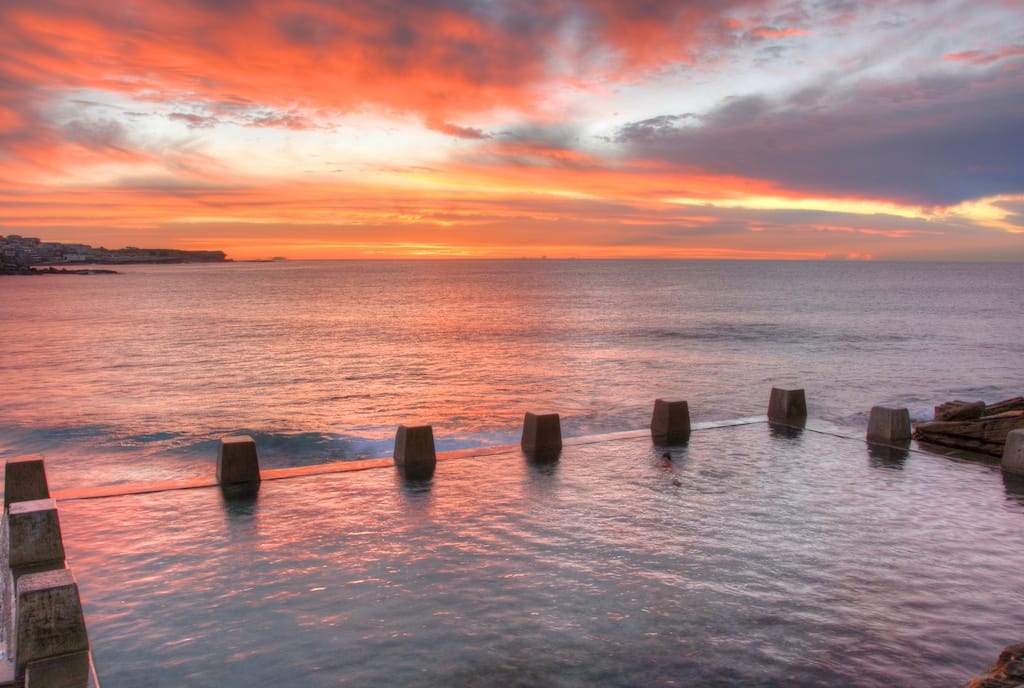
3, 259, 1024, 687
1, 259, 1021, 489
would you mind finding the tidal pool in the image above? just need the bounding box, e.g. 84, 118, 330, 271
58, 424, 1024, 687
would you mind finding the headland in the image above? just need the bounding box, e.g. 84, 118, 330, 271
1, 235, 227, 274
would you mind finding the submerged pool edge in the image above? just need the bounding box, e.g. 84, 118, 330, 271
48, 415, 1002, 504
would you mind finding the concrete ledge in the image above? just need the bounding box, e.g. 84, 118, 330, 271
15, 569, 89, 680
25, 650, 99, 688
651, 399, 691, 444
1002, 430, 1024, 476
768, 387, 807, 427
217, 436, 261, 496
7, 498, 65, 572
4, 457, 50, 511
521, 413, 562, 460
866, 406, 911, 444
0, 659, 13, 688
393, 425, 437, 481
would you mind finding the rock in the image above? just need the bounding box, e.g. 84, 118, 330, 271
915, 397, 1024, 457
963, 642, 1024, 687
986, 397, 1024, 416
914, 411, 1024, 457
935, 400, 986, 421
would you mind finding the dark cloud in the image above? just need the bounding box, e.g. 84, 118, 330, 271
169, 112, 220, 128
61, 118, 131, 151
428, 120, 490, 140
167, 105, 313, 130
498, 123, 582, 149
244, 111, 312, 129
617, 68, 1024, 206
274, 12, 346, 47
617, 113, 698, 140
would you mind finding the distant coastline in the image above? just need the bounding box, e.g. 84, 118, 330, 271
4, 266, 121, 276
1, 234, 228, 274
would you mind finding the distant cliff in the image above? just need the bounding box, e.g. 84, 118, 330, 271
85, 247, 228, 265
1, 235, 228, 271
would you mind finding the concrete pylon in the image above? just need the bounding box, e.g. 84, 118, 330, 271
4, 456, 50, 512
6, 498, 66, 573
394, 425, 437, 481
651, 399, 691, 444
521, 412, 562, 461
24, 649, 99, 687
768, 387, 807, 427
15, 568, 90, 681
217, 436, 261, 497
866, 406, 912, 444
1003, 430, 1024, 476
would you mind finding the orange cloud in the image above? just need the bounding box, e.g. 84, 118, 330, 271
943, 45, 1024, 65
3, 1, 552, 122
1, 0, 1022, 262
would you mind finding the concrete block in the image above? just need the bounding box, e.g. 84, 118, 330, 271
4, 456, 50, 511
866, 406, 912, 444
25, 650, 98, 688
7, 499, 66, 572
217, 436, 261, 494
651, 399, 691, 444
768, 387, 807, 426
15, 569, 89, 680
521, 412, 562, 460
1003, 430, 1024, 476
394, 425, 436, 481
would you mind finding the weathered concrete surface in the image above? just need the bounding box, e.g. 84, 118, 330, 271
24, 650, 99, 688
15, 569, 89, 680
393, 425, 437, 481
6, 499, 65, 571
767, 388, 807, 427
3, 457, 50, 511
651, 399, 691, 444
1002, 430, 1024, 477
0, 660, 13, 688
866, 406, 912, 444
521, 413, 562, 459
217, 436, 261, 495
963, 642, 1024, 687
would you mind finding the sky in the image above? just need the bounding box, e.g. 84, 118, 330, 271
1, 0, 1023, 260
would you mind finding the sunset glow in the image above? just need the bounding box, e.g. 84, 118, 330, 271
2, 0, 1022, 260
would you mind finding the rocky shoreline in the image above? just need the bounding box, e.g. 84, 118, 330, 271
913, 397, 1024, 457
3, 266, 120, 276
963, 643, 1024, 687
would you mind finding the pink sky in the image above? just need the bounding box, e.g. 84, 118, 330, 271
1, 0, 1022, 259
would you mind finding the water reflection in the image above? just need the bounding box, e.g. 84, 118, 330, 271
523, 448, 562, 465
867, 442, 910, 470
768, 422, 805, 440
1001, 471, 1024, 504
524, 455, 560, 500
220, 492, 259, 518
396, 471, 434, 512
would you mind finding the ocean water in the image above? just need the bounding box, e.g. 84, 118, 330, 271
1, 259, 1021, 490
3, 260, 1024, 687
56, 426, 1024, 687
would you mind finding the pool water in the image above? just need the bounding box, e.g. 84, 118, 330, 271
57, 424, 1024, 687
